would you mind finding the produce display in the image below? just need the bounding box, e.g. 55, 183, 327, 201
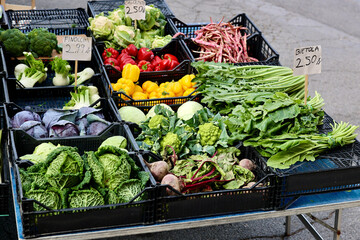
18, 137, 150, 210
89, 5, 172, 49
111, 64, 197, 100
192, 61, 358, 168
102, 44, 180, 72
1, 4, 360, 237
11, 106, 110, 138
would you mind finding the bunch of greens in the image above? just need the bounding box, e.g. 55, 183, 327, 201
136, 105, 235, 159
89, 5, 171, 49
19, 137, 150, 211
264, 122, 358, 169
222, 91, 359, 169
172, 153, 254, 193
226, 92, 325, 147
192, 62, 306, 114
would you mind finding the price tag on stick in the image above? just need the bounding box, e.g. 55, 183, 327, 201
293, 45, 322, 104
125, 0, 146, 20
62, 35, 92, 88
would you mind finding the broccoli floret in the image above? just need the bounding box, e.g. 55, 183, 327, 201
0, 29, 29, 57
28, 28, 58, 57
148, 115, 167, 129
198, 123, 221, 146
160, 132, 181, 154
143, 138, 154, 146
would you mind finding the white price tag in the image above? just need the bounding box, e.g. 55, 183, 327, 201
125, 0, 146, 20
62, 35, 92, 61
293, 45, 322, 76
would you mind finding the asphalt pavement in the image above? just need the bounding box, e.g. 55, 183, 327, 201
3, 0, 360, 239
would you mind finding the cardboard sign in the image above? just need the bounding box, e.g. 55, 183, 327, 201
62, 35, 92, 61
125, 0, 146, 20
293, 45, 322, 76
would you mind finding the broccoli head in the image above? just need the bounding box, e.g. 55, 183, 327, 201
0, 29, 29, 57
148, 115, 167, 129
160, 132, 181, 154
198, 122, 221, 146
28, 28, 58, 57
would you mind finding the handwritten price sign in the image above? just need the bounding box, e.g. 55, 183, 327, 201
293, 45, 322, 76
125, 0, 146, 20
62, 35, 92, 61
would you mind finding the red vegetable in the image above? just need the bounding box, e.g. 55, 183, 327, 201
159, 58, 179, 70
163, 53, 179, 62
103, 57, 119, 66
138, 60, 153, 72
137, 47, 154, 61
102, 48, 119, 61
122, 44, 138, 57
150, 55, 162, 69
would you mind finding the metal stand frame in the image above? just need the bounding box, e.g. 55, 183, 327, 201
285, 209, 342, 240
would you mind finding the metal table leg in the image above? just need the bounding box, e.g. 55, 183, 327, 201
285, 216, 291, 236
297, 214, 324, 240
333, 209, 342, 240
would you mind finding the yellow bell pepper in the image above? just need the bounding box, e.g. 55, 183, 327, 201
179, 74, 196, 90
122, 64, 140, 82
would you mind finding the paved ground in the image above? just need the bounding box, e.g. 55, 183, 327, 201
2, 0, 360, 239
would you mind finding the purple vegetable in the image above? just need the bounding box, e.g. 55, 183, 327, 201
11, 110, 41, 128
19, 121, 48, 138
86, 114, 110, 135
49, 120, 79, 138
42, 109, 77, 130
76, 107, 105, 134
86, 121, 109, 135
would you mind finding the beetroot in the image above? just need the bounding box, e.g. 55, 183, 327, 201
143, 159, 169, 182
161, 174, 182, 196
239, 158, 256, 171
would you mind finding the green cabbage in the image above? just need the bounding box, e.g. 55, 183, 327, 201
44, 147, 84, 190
68, 188, 105, 208
115, 179, 144, 203
26, 189, 62, 211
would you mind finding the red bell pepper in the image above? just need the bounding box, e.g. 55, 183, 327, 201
102, 48, 119, 61
163, 53, 179, 62
104, 57, 119, 66
150, 55, 162, 69
159, 58, 179, 70
122, 44, 138, 57
138, 60, 153, 72
137, 47, 154, 61
120, 57, 136, 70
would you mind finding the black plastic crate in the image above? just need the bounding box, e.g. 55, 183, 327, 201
6, 8, 89, 30
3, 47, 104, 88
109, 75, 200, 112
4, 97, 121, 142
268, 139, 360, 209
145, 146, 276, 222
0, 125, 10, 215
183, 33, 280, 66
11, 132, 157, 238
97, 38, 192, 83
2, 72, 110, 111
171, 14, 262, 39
87, 0, 175, 18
